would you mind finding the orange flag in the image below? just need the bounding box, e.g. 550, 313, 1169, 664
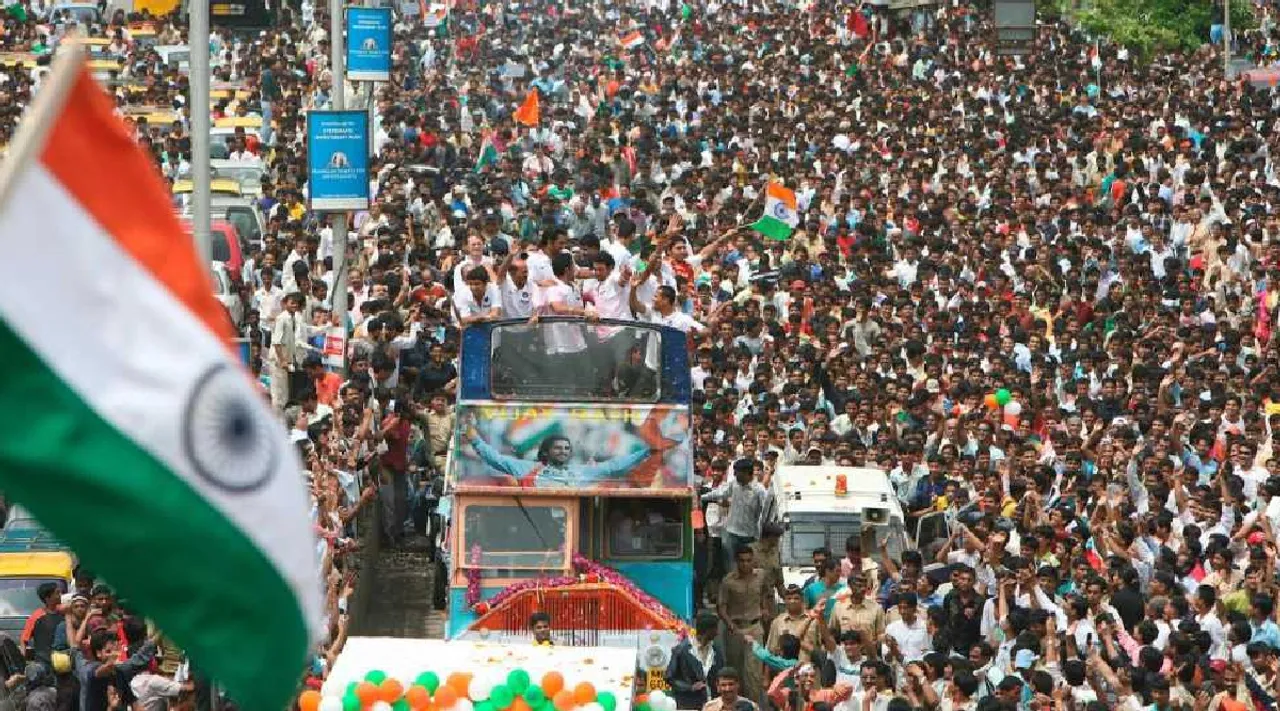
513, 88, 540, 127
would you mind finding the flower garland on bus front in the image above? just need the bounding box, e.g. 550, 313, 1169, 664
465, 553, 683, 629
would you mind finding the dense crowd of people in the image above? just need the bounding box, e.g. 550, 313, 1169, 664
8, 0, 1280, 708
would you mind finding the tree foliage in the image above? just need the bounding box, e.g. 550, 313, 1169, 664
1071, 0, 1256, 59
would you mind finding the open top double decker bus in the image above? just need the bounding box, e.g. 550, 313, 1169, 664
439, 317, 692, 692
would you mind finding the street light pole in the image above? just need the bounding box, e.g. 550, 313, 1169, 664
189, 0, 211, 264
329, 0, 350, 374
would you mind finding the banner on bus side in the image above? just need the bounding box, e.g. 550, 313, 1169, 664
452, 404, 692, 491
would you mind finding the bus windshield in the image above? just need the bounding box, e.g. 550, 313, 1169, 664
490, 320, 663, 402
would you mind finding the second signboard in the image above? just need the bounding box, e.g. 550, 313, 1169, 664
346, 7, 392, 82
306, 110, 370, 211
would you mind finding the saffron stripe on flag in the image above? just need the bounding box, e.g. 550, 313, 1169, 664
41, 65, 232, 348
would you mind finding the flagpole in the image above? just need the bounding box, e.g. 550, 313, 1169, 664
190, 0, 211, 265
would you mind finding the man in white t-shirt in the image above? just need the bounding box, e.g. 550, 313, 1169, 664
452, 266, 502, 327
498, 252, 535, 319
583, 251, 632, 321
131, 670, 192, 711
530, 252, 597, 392
883, 593, 931, 663
631, 282, 704, 333
452, 234, 494, 295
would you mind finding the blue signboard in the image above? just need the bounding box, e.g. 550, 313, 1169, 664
306, 110, 370, 211
346, 7, 392, 82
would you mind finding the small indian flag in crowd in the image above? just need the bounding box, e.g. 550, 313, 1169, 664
424, 2, 448, 27
751, 182, 799, 240
474, 131, 499, 172
620, 31, 645, 50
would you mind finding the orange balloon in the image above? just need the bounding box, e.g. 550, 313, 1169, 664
356, 683, 380, 707
406, 687, 431, 710
541, 672, 565, 699
434, 686, 459, 710
381, 679, 405, 704
984, 393, 999, 410
553, 690, 575, 711
446, 672, 473, 698
510, 699, 532, 711
572, 682, 596, 706
299, 690, 322, 711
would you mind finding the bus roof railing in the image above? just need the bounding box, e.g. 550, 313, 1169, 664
463, 315, 690, 339
459, 316, 692, 404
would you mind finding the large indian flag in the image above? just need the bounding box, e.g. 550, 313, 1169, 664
0, 51, 321, 711
751, 182, 799, 240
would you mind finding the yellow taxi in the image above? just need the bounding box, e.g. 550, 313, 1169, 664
172, 178, 243, 197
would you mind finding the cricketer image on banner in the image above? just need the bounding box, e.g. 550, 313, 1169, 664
306, 111, 370, 211
451, 403, 691, 491
346, 7, 392, 81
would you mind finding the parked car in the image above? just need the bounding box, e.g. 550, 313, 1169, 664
210, 261, 245, 330
179, 217, 247, 276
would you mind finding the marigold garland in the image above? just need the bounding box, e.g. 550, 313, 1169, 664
465, 553, 683, 628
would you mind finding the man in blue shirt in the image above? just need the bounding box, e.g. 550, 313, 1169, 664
1251, 594, 1280, 650
74, 629, 157, 711
803, 560, 846, 623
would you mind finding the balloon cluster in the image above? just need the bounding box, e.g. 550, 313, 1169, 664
982, 388, 1023, 427
982, 389, 1012, 410
639, 691, 677, 711
300, 670, 620, 711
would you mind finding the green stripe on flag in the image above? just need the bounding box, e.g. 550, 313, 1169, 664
475, 141, 498, 173
0, 322, 309, 711
751, 215, 793, 241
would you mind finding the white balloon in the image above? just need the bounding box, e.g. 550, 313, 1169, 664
648, 691, 668, 706
319, 698, 343, 711
1003, 401, 1023, 415
581, 703, 603, 711
451, 700, 475, 711
371, 702, 393, 711
469, 673, 497, 702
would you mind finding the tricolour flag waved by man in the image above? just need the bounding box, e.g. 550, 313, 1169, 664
424, 2, 448, 29
620, 30, 645, 50
513, 87, 540, 126
0, 49, 321, 711
475, 131, 500, 172
750, 182, 800, 240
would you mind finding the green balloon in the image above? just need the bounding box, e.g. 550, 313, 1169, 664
490, 686, 515, 710
636, 703, 652, 711
995, 389, 1012, 406
365, 670, 388, 685
507, 670, 531, 696
415, 673, 440, 694
524, 687, 546, 705
343, 692, 361, 711
346, 682, 359, 695
393, 700, 410, 711
597, 692, 617, 711
476, 702, 496, 711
